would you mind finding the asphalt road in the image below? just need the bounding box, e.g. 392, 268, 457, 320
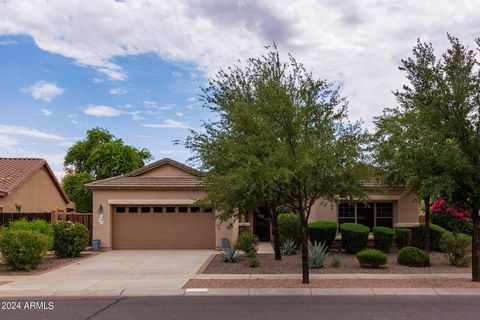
1, 296, 479, 320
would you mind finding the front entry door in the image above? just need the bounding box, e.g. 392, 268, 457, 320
254, 207, 271, 241
356, 202, 375, 230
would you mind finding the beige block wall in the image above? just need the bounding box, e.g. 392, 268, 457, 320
92, 188, 238, 249
0, 167, 67, 213
394, 193, 420, 226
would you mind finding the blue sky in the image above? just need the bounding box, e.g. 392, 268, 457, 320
1, 1, 479, 178
0, 35, 210, 176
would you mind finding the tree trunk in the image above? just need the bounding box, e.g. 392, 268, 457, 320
269, 207, 282, 261
299, 209, 309, 284
423, 197, 431, 252
472, 207, 480, 281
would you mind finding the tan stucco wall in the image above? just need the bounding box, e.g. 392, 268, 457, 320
0, 167, 67, 213
139, 165, 193, 177
308, 193, 420, 226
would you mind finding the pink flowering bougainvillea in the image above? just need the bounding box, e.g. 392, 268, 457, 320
430, 198, 472, 234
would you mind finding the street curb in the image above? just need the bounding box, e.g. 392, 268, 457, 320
194, 273, 471, 280
2, 287, 480, 297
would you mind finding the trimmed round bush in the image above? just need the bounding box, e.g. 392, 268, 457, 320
340, 223, 369, 254
394, 228, 411, 249
439, 232, 472, 267
356, 249, 388, 268
373, 226, 395, 253
53, 221, 90, 258
309, 221, 337, 249
8, 219, 54, 250
0, 229, 49, 271
418, 223, 448, 251
397, 246, 430, 267
278, 213, 301, 246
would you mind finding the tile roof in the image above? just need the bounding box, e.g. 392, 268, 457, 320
0, 158, 69, 202
85, 176, 203, 189
85, 158, 203, 189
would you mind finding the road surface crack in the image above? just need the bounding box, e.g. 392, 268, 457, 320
83, 297, 125, 320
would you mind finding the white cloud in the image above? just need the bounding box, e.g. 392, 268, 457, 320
130, 111, 144, 121
176, 112, 184, 117
2, 1, 480, 123
0, 124, 66, 141
83, 105, 123, 117
143, 101, 175, 111
40, 108, 52, 116
172, 71, 182, 77
22, 81, 64, 102
109, 87, 127, 95
0, 134, 19, 148
142, 119, 190, 129
0, 39, 17, 45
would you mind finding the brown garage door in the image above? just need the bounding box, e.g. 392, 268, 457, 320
113, 205, 215, 249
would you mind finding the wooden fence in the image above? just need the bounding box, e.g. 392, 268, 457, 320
0, 212, 52, 227
0, 212, 93, 244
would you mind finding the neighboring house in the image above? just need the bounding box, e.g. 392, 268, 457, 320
0, 158, 72, 214
87, 158, 420, 250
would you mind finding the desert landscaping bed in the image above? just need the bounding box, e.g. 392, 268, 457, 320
0, 252, 97, 275
203, 252, 469, 274
185, 278, 480, 289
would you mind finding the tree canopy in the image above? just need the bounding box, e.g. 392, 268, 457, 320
185, 46, 369, 283
64, 127, 152, 180
63, 127, 153, 212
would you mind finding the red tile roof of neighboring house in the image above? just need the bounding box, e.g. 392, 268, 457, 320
0, 158, 69, 202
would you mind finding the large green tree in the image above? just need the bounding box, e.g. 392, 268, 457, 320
63, 128, 152, 212
186, 47, 368, 283
374, 39, 469, 251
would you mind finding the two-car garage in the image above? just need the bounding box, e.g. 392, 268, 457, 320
86, 158, 223, 250
112, 204, 215, 249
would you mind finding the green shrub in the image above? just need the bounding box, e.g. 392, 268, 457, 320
331, 253, 341, 268
8, 219, 54, 250
235, 230, 259, 255
308, 241, 329, 268
281, 239, 297, 256
418, 223, 448, 251
439, 232, 471, 267
397, 246, 430, 267
222, 247, 240, 263
309, 221, 337, 249
53, 221, 90, 258
247, 255, 260, 268
373, 226, 395, 253
0, 230, 49, 271
356, 249, 388, 268
340, 223, 369, 254
278, 213, 301, 246
394, 228, 412, 249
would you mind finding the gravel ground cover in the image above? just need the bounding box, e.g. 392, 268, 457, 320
185, 278, 480, 289
203, 251, 469, 274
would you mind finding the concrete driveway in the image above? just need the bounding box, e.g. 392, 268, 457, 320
0, 250, 213, 297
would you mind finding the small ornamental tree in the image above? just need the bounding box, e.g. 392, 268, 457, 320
185, 46, 369, 283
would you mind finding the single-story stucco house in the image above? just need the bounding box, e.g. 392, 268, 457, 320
86, 158, 420, 250
0, 158, 72, 214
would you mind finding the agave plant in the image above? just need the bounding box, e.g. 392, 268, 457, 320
331, 253, 341, 268
222, 247, 240, 263
281, 239, 297, 256
309, 241, 329, 268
